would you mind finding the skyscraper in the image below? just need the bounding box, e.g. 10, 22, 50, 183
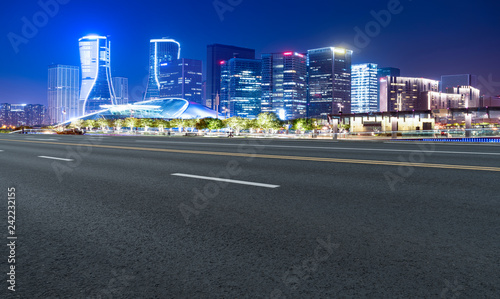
441, 74, 477, 92
351, 63, 379, 113
144, 38, 181, 100
206, 44, 255, 110
307, 47, 352, 118
159, 58, 203, 105
379, 77, 440, 112
220, 58, 262, 119
48, 64, 79, 124
79, 35, 115, 115
261, 52, 307, 120
24, 104, 46, 126
113, 77, 129, 105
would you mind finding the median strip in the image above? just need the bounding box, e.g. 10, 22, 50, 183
38, 156, 74, 162
172, 173, 280, 188
1, 138, 499, 172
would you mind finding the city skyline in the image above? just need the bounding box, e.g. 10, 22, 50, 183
2, 0, 500, 105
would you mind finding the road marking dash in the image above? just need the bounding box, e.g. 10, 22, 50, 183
38, 156, 74, 162
172, 173, 280, 188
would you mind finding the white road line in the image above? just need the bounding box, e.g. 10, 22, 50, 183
137, 140, 500, 156
171, 173, 280, 189
0, 150, 3, 152
38, 156, 74, 162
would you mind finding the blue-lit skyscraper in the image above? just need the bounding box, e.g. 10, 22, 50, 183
159, 58, 203, 105
79, 35, 115, 116
261, 52, 307, 120
220, 58, 262, 119
144, 38, 181, 100
48, 64, 79, 123
112, 77, 129, 105
351, 63, 378, 113
307, 47, 352, 118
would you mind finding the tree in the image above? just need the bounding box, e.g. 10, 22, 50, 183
293, 118, 314, 133
124, 117, 137, 132
205, 118, 225, 131
195, 118, 209, 131
83, 119, 97, 131
257, 112, 281, 133
153, 119, 169, 132
69, 119, 84, 130
139, 118, 154, 131
96, 118, 109, 131
113, 119, 124, 131
184, 119, 197, 131
225, 117, 246, 135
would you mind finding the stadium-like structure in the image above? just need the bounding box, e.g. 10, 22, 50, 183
59, 98, 222, 125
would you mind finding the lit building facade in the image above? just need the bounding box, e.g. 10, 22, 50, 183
25, 104, 46, 126
351, 63, 379, 113
144, 39, 181, 100
206, 44, 255, 110
48, 64, 79, 124
307, 47, 352, 118
113, 77, 129, 105
426, 86, 481, 110
261, 52, 307, 120
0, 104, 46, 127
220, 58, 262, 119
79, 35, 115, 116
380, 76, 440, 112
159, 58, 203, 105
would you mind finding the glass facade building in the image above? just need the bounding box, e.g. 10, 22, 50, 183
79, 35, 115, 116
0, 104, 46, 127
159, 58, 203, 105
206, 44, 255, 111
307, 47, 352, 118
113, 77, 129, 105
144, 39, 181, 100
220, 58, 262, 119
261, 52, 307, 120
48, 64, 80, 124
351, 63, 379, 113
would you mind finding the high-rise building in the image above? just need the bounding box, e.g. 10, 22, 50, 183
159, 58, 203, 105
144, 38, 181, 101
307, 47, 352, 118
261, 52, 307, 120
379, 76, 440, 112
0, 103, 10, 126
351, 63, 379, 113
206, 44, 255, 110
48, 64, 79, 124
220, 58, 262, 119
441, 74, 477, 92
113, 77, 129, 105
79, 35, 115, 115
24, 104, 46, 126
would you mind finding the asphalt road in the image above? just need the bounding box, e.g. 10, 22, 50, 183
0, 134, 499, 298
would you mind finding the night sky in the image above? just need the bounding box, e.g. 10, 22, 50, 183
1, 0, 499, 105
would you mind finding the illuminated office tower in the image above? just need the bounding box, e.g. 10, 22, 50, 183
261, 52, 307, 120
307, 47, 352, 118
220, 58, 262, 119
113, 77, 129, 105
144, 38, 181, 100
351, 63, 378, 113
206, 44, 255, 110
79, 35, 115, 115
159, 58, 203, 105
48, 64, 79, 123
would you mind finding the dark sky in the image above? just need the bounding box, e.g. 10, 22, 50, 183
1, 0, 500, 104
